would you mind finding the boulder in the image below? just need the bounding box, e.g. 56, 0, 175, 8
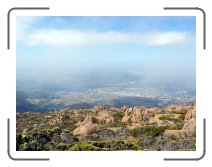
164, 129, 195, 138
97, 110, 114, 124
135, 108, 142, 117
82, 116, 99, 124
121, 105, 128, 111
121, 107, 144, 123
121, 115, 130, 123
94, 105, 106, 111
183, 118, 196, 131
73, 123, 99, 136
105, 117, 115, 124
128, 108, 133, 112
184, 109, 196, 120
164, 130, 188, 138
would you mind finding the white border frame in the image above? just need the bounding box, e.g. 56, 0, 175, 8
0, 0, 208, 166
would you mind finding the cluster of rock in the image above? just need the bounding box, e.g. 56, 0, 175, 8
121, 106, 147, 123
16, 104, 196, 151
48, 112, 64, 126
17, 104, 196, 139
73, 109, 115, 136
71, 104, 196, 137
120, 105, 195, 129
164, 108, 196, 138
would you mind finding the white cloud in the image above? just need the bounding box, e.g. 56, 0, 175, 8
16, 16, 42, 41
17, 28, 191, 47
143, 31, 189, 45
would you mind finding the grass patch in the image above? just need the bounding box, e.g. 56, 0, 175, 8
130, 126, 169, 138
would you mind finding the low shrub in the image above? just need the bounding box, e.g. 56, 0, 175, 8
68, 142, 101, 151
159, 116, 178, 123
112, 112, 125, 121
106, 121, 126, 128
19, 142, 30, 151
170, 124, 184, 130
56, 143, 68, 151
130, 126, 169, 138
178, 112, 186, 120
79, 142, 101, 151
92, 140, 143, 151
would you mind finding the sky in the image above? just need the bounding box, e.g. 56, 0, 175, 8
16, 16, 196, 80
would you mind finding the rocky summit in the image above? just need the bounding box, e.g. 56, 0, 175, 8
16, 104, 196, 151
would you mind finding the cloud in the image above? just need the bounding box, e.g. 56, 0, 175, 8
143, 31, 189, 45
17, 28, 191, 47
16, 17, 43, 41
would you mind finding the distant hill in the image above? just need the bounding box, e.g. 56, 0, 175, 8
16, 92, 42, 112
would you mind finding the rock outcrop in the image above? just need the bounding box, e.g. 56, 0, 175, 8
73, 111, 115, 136
164, 129, 194, 138
73, 123, 99, 136
94, 105, 106, 111
97, 110, 114, 124
164, 109, 196, 138
183, 118, 195, 131
18, 104, 196, 139
121, 105, 128, 111
17, 104, 196, 151
73, 115, 100, 136
82, 116, 99, 124
184, 109, 196, 120
121, 106, 146, 123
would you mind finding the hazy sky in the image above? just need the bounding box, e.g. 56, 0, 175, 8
16, 16, 196, 79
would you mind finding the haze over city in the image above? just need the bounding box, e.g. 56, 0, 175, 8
16, 16, 196, 112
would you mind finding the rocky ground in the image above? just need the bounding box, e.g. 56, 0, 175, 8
16, 104, 196, 151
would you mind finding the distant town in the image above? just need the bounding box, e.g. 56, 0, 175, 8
17, 73, 195, 112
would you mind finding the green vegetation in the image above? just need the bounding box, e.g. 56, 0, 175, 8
68, 142, 101, 151
170, 124, 184, 130
106, 121, 126, 128
112, 112, 125, 120
92, 140, 143, 151
130, 126, 169, 138
16, 105, 196, 151
158, 112, 186, 130
56, 143, 68, 151
178, 112, 186, 120
177, 148, 196, 151
159, 116, 176, 122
